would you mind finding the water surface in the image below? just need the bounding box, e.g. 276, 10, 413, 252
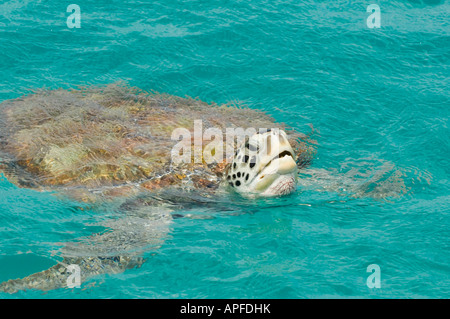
0, 0, 449, 298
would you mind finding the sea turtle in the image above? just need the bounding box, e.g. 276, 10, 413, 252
0, 83, 316, 293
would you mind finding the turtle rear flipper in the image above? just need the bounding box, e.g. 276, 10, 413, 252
0, 152, 41, 189
0, 256, 145, 293
0, 206, 173, 293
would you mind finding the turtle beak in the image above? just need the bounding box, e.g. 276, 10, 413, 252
253, 151, 297, 192
253, 132, 297, 194
272, 151, 297, 174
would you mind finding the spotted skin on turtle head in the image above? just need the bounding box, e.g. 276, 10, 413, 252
227, 129, 298, 197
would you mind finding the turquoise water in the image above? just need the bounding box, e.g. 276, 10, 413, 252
0, 0, 449, 298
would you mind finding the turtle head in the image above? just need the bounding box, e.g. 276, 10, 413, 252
226, 129, 298, 197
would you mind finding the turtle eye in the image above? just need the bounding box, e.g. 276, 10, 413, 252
248, 143, 258, 152
246, 139, 259, 152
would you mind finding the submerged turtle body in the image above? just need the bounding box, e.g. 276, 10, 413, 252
0, 83, 316, 293
0, 83, 315, 201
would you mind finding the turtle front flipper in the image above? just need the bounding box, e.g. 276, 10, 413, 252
0, 206, 173, 293
298, 161, 412, 200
